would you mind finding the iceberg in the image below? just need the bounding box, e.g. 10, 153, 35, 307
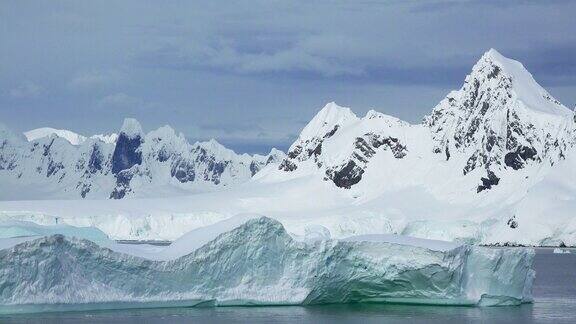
0, 220, 111, 246
0, 217, 534, 313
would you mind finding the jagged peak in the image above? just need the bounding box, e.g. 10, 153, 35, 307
266, 147, 285, 157
363, 109, 408, 125
119, 118, 143, 138
146, 125, 178, 140
252, 147, 286, 163
298, 102, 359, 141
195, 138, 236, 157
471, 49, 571, 117
480, 48, 506, 64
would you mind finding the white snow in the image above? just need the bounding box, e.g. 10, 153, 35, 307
119, 118, 144, 138
297, 102, 359, 142
24, 128, 87, 145
483, 49, 572, 117
90, 133, 118, 144
24, 127, 118, 145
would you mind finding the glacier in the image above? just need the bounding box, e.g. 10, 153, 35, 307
0, 217, 534, 313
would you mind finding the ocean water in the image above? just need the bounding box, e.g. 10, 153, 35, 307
1, 248, 575, 324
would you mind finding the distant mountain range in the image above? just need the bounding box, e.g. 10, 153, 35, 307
1, 48, 575, 202
0, 119, 284, 199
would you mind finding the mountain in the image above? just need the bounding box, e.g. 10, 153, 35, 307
275, 49, 576, 195
1, 48, 576, 246
24, 127, 118, 145
0, 119, 285, 199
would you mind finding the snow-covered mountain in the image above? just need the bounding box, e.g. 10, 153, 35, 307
0, 119, 285, 199
1, 48, 576, 246
275, 49, 576, 196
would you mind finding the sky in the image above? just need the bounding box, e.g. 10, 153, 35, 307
1, 0, 575, 154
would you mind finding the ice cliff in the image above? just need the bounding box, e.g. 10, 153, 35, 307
0, 217, 534, 311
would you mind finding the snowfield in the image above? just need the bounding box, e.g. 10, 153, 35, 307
0, 217, 534, 311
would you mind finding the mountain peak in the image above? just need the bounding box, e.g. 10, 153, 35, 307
119, 118, 143, 138
424, 48, 574, 180
481, 48, 505, 63
471, 49, 571, 117
298, 102, 358, 141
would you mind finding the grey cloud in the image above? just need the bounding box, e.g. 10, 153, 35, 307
69, 70, 126, 90
7, 81, 44, 99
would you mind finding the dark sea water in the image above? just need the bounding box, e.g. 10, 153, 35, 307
1, 248, 575, 324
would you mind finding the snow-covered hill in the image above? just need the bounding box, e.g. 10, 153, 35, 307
0, 119, 285, 199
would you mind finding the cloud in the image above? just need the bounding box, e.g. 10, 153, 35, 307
97, 93, 142, 108
68, 70, 125, 90
8, 81, 44, 98
135, 39, 364, 78
96, 92, 161, 110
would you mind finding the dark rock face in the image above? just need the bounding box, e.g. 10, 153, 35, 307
0, 140, 17, 171
111, 134, 143, 175
477, 170, 500, 193
324, 125, 340, 139
46, 160, 63, 178
326, 133, 407, 189
287, 145, 303, 159
279, 159, 297, 172
504, 146, 538, 170
109, 133, 143, 198
110, 170, 134, 199
279, 124, 344, 173
87, 144, 104, 174
328, 160, 363, 189
507, 216, 518, 229
171, 158, 195, 183
249, 161, 259, 176
79, 184, 91, 198
194, 147, 227, 185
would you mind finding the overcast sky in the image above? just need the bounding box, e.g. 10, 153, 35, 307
1, 1, 575, 153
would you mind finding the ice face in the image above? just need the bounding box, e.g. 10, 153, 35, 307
0, 220, 111, 246
0, 217, 534, 311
